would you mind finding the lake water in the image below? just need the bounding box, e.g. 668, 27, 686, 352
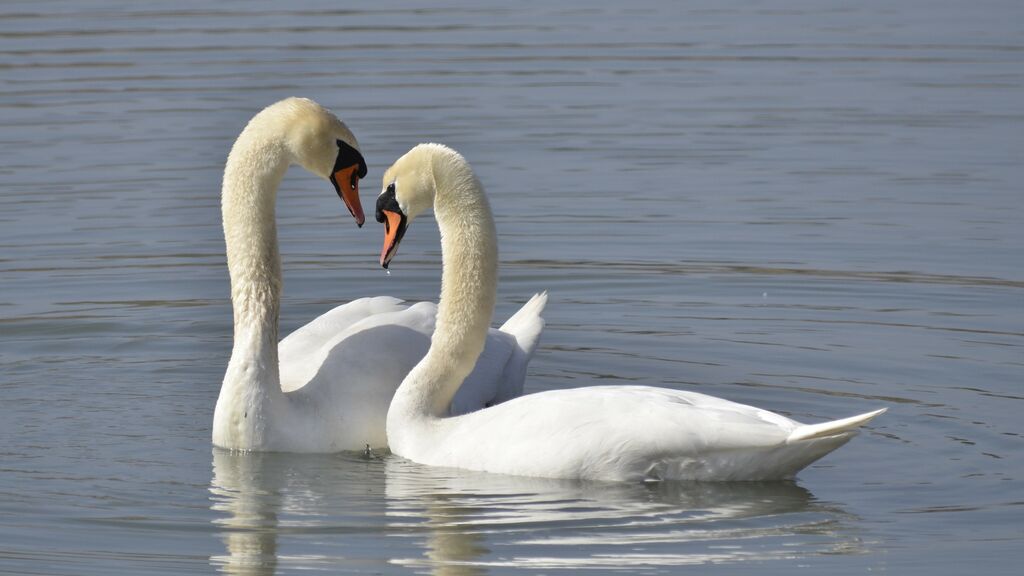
1, 1, 1022, 574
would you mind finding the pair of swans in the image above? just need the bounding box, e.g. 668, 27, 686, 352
214, 97, 885, 481
213, 98, 545, 452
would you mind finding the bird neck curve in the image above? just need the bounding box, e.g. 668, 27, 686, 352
214, 116, 292, 448
389, 149, 498, 432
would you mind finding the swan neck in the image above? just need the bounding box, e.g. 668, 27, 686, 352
215, 128, 290, 447
399, 154, 498, 419
222, 139, 287, 338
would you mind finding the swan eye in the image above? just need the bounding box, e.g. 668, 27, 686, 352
387, 182, 396, 194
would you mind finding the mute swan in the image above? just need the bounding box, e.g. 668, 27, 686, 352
212, 99, 546, 452
377, 143, 886, 481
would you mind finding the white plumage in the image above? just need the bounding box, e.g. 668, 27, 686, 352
404, 385, 885, 481
212, 100, 546, 452
381, 143, 885, 481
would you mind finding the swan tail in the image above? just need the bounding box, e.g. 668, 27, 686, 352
480, 292, 547, 404
500, 291, 548, 360
786, 408, 887, 443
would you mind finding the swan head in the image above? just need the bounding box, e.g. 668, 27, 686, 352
268, 97, 369, 226
375, 143, 460, 268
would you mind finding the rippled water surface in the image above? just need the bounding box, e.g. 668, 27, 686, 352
2, 1, 1022, 574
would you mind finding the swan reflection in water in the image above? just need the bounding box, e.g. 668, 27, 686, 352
210, 450, 862, 574
209, 449, 390, 575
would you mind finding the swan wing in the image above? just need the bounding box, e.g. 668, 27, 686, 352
289, 298, 540, 411
450, 293, 549, 413
279, 296, 410, 391
287, 302, 437, 449
278, 297, 547, 450
449, 331, 518, 414
422, 385, 881, 481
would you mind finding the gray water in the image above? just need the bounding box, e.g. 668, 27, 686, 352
1, 1, 1022, 574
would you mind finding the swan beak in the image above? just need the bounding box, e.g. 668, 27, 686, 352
330, 165, 365, 227
379, 209, 407, 269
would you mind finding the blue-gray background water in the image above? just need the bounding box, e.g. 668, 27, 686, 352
2, 1, 1022, 574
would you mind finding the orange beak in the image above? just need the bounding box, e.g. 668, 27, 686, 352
330, 164, 365, 227
380, 209, 407, 268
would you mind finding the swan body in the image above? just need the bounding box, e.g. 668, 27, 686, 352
378, 143, 886, 482
212, 99, 546, 452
